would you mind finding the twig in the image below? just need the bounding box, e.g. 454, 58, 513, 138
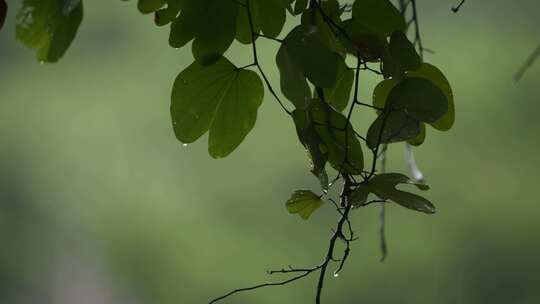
451, 0, 466, 13
514, 43, 540, 82
245, 0, 292, 115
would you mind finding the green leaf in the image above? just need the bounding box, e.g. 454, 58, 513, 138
0, 0, 7, 30
324, 58, 354, 112
171, 57, 264, 158
388, 77, 448, 123
408, 63, 455, 131
407, 123, 426, 146
235, 0, 259, 44
292, 109, 329, 190
286, 190, 325, 220
276, 44, 312, 109
389, 31, 422, 72
155, 0, 183, 26
235, 0, 287, 44
373, 78, 398, 112
341, 19, 386, 60
311, 99, 364, 175
169, 0, 237, 65
169, 0, 203, 48
280, 24, 339, 88
138, 0, 166, 14
369, 173, 434, 214
293, 0, 308, 15
191, 0, 237, 65
367, 110, 421, 149
16, 0, 83, 63
350, 185, 370, 207
257, 0, 287, 38
352, 0, 405, 37
301, 1, 346, 56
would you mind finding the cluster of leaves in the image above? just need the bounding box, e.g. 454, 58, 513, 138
2, 0, 456, 303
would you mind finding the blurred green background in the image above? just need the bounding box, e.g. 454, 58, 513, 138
1, 1, 539, 303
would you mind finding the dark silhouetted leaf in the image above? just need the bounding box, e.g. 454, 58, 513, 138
352, 0, 405, 37
279, 24, 339, 88
138, 0, 166, 14
369, 173, 434, 214
407, 123, 426, 146
293, 109, 329, 190
235, 0, 288, 44
294, 0, 308, 15
388, 77, 448, 123
341, 19, 386, 59
0, 0, 7, 30
350, 185, 370, 207
155, 0, 183, 26
276, 44, 312, 109
171, 57, 264, 158
169, 0, 202, 48
324, 58, 354, 112
191, 0, 237, 65
169, 0, 237, 65
16, 0, 83, 63
367, 110, 421, 149
286, 190, 325, 220
408, 63, 455, 131
311, 99, 364, 175
389, 31, 422, 72
301, 0, 346, 56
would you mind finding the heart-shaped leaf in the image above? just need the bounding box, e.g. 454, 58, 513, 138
171, 57, 264, 158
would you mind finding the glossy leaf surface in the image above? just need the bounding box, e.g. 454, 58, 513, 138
16, 0, 83, 63
171, 57, 264, 158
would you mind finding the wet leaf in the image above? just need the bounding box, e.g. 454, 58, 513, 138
286, 190, 325, 220
16, 0, 83, 63
311, 99, 364, 175
293, 110, 329, 190
276, 43, 312, 109
171, 57, 264, 158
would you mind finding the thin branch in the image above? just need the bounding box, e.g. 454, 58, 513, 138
514, 43, 540, 82
451, 0, 466, 13
254, 33, 284, 43
245, 0, 292, 115
209, 269, 316, 304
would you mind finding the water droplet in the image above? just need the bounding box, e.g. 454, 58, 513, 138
182, 143, 189, 147
39, 61, 45, 65
333, 273, 339, 278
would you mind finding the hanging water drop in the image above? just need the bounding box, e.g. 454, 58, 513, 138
333, 272, 339, 278
182, 143, 188, 147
